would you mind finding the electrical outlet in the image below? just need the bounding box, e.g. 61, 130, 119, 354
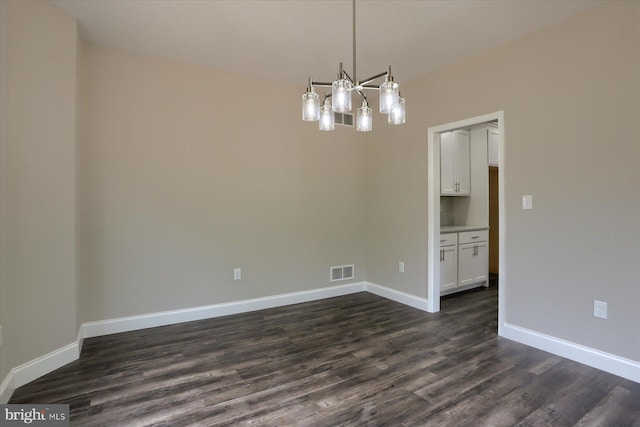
234, 268, 241, 281
399, 261, 405, 273
522, 195, 533, 210
594, 300, 607, 319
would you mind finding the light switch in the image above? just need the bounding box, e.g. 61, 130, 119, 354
399, 261, 405, 273
522, 195, 533, 210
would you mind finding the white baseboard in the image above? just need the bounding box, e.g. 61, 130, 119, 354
0, 342, 79, 404
1, 282, 366, 403
0, 372, 13, 404
502, 322, 640, 383
365, 281, 430, 312
3, 282, 638, 403
81, 282, 366, 339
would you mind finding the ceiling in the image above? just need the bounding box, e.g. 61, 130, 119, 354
53, 0, 605, 88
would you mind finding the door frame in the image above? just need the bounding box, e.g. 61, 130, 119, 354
426, 111, 505, 336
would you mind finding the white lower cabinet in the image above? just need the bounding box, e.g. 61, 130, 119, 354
440, 229, 488, 295
440, 235, 458, 292
458, 241, 488, 287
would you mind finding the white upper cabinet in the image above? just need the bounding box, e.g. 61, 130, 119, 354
440, 132, 456, 194
440, 130, 470, 196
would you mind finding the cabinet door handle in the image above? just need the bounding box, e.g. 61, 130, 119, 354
471, 236, 479, 239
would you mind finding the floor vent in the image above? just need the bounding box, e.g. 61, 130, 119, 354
334, 112, 354, 127
330, 264, 354, 282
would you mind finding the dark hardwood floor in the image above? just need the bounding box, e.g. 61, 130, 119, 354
10, 286, 640, 426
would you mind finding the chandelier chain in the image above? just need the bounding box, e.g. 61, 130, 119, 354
353, 0, 357, 85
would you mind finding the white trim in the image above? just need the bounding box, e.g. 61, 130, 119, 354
1, 283, 365, 403
426, 129, 440, 313
365, 282, 430, 312
3, 280, 638, 404
0, 342, 79, 404
76, 325, 85, 354
81, 282, 366, 339
426, 111, 505, 323
497, 113, 506, 336
502, 323, 640, 383
0, 372, 14, 404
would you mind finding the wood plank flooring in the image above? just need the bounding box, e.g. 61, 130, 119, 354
10, 286, 640, 426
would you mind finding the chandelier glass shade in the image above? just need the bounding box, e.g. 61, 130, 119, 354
332, 77, 353, 113
389, 96, 406, 125
319, 98, 335, 131
357, 100, 372, 132
379, 79, 399, 114
302, 86, 320, 121
301, 0, 405, 131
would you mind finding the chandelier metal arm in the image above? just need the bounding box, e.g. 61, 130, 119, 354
309, 81, 333, 88
342, 69, 355, 85
358, 70, 390, 87
310, 71, 390, 91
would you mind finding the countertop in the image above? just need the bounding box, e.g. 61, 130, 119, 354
441, 225, 489, 234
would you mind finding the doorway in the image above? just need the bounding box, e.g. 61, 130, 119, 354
426, 111, 505, 336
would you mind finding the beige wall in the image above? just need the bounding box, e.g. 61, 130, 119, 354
2, 0, 638, 389
78, 45, 367, 322
366, 1, 640, 360
0, 1, 78, 378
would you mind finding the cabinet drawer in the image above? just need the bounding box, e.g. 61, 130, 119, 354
439, 233, 458, 246
458, 229, 488, 244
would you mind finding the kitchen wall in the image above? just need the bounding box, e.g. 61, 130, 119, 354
78, 44, 367, 323
366, 1, 640, 361
0, 1, 78, 379
440, 197, 454, 226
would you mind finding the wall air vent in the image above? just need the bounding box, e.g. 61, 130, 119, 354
330, 264, 355, 282
334, 112, 354, 127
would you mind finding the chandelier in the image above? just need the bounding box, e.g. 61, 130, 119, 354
301, 0, 405, 132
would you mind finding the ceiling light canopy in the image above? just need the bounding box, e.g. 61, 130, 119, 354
301, 0, 405, 132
